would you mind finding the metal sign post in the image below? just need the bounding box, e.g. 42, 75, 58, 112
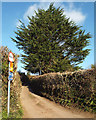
7, 52, 14, 117
8, 78, 10, 116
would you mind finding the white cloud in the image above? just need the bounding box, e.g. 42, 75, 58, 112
65, 9, 86, 25
23, 3, 50, 21
23, 4, 37, 20
62, 3, 86, 25
23, 2, 86, 25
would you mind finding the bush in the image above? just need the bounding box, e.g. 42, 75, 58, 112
30, 69, 96, 113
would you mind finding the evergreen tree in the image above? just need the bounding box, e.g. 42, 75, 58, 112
11, 3, 91, 74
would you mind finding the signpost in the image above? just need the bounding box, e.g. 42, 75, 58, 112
8, 52, 14, 116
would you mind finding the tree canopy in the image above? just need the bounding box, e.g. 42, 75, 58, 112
11, 3, 91, 75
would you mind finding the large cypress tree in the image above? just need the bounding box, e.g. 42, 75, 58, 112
11, 3, 91, 74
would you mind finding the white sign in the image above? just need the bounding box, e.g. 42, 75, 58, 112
8, 52, 14, 62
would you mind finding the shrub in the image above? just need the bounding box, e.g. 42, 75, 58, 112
30, 69, 96, 113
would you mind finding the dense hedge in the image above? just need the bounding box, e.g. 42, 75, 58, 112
1, 46, 23, 118
30, 69, 96, 113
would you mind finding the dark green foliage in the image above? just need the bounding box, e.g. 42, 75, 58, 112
18, 72, 30, 86
11, 3, 91, 74
29, 69, 96, 113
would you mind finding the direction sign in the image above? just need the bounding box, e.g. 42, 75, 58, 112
8, 52, 14, 62
8, 72, 13, 81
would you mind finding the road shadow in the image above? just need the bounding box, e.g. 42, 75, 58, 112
18, 72, 29, 86
18, 72, 41, 95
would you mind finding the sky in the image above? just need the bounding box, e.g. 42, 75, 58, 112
1, 1, 94, 74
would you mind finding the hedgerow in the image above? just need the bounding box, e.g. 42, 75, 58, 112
30, 69, 96, 113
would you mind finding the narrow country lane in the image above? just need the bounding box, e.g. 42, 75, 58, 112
20, 86, 94, 118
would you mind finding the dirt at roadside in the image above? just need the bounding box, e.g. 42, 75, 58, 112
20, 86, 94, 118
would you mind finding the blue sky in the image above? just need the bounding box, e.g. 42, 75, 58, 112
2, 2, 94, 73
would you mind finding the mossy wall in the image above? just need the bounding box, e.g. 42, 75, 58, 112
30, 69, 96, 113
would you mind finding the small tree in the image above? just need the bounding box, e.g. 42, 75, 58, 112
11, 3, 91, 74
